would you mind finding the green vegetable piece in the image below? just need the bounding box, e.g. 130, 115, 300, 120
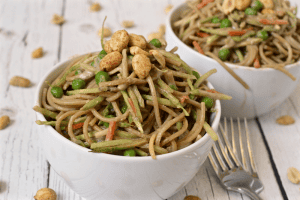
91, 61, 95, 66
127, 55, 134, 60
211, 17, 221, 24
169, 84, 178, 91
220, 18, 232, 28
51, 86, 63, 98
99, 115, 114, 128
218, 48, 230, 61
256, 30, 268, 41
95, 71, 110, 84
98, 50, 107, 59
192, 71, 200, 79
191, 110, 197, 120
149, 38, 161, 48
252, 0, 263, 11
189, 94, 195, 99
75, 70, 82, 75
201, 97, 214, 109
72, 79, 86, 90
245, 8, 257, 15
124, 149, 136, 157
121, 104, 128, 114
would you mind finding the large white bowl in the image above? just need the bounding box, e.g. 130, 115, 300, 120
166, 3, 300, 118
34, 53, 221, 200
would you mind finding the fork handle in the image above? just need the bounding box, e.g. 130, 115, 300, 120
242, 188, 263, 200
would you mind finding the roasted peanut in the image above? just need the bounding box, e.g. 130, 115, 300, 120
261, 8, 275, 14
149, 50, 165, 68
130, 46, 150, 56
165, 4, 173, 14
129, 34, 147, 49
9, 76, 31, 87
0, 115, 10, 130
158, 24, 166, 35
184, 196, 201, 200
110, 30, 130, 52
222, 0, 236, 14
34, 188, 57, 200
99, 51, 122, 71
236, 0, 251, 11
132, 54, 152, 79
32, 47, 44, 59
98, 27, 112, 38
260, 0, 274, 9
90, 2, 101, 12
287, 167, 300, 184
147, 32, 164, 41
121, 20, 134, 28
276, 115, 295, 125
51, 14, 65, 25
104, 40, 113, 53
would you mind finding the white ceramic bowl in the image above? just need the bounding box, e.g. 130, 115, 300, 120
34, 53, 221, 200
166, 3, 300, 118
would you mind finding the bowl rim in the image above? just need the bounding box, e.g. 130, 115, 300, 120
34, 52, 221, 162
166, 2, 299, 71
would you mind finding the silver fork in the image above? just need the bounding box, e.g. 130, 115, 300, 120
208, 117, 264, 200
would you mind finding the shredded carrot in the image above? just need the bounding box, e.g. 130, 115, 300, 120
259, 19, 289, 25
180, 95, 189, 104
128, 98, 136, 114
197, 0, 214, 9
105, 121, 116, 141
192, 41, 204, 55
228, 30, 247, 36
254, 58, 261, 68
72, 122, 84, 130
207, 89, 219, 93
245, 27, 254, 31
197, 32, 210, 37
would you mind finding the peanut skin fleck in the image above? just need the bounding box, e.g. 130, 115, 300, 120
132, 54, 152, 79
129, 34, 147, 49
110, 30, 130, 52
9, 76, 31, 87
99, 51, 123, 71
0, 115, 10, 130
130, 46, 150, 56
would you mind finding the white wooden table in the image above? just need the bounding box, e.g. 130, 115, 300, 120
0, 0, 299, 199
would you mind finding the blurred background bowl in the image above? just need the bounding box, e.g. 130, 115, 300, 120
166, 2, 300, 119
35, 53, 221, 200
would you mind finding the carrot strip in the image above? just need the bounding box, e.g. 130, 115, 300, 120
254, 58, 261, 68
206, 89, 219, 93
245, 27, 253, 31
259, 19, 289, 25
197, 0, 214, 9
192, 41, 204, 55
228, 30, 247, 36
197, 32, 210, 38
72, 122, 84, 130
180, 95, 189, 104
128, 98, 136, 115
105, 121, 117, 141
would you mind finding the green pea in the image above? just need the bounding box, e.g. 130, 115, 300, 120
95, 71, 111, 84
201, 97, 214, 109
252, 0, 263, 11
127, 55, 134, 60
169, 84, 178, 91
256, 30, 268, 41
121, 104, 128, 114
211, 17, 221, 24
192, 71, 200, 79
72, 79, 86, 90
91, 61, 95, 66
220, 18, 232, 28
98, 50, 107, 59
218, 48, 230, 61
75, 70, 82, 75
99, 115, 114, 128
149, 38, 162, 48
124, 149, 136, 157
51, 86, 63, 98
189, 94, 195, 100
245, 8, 257, 15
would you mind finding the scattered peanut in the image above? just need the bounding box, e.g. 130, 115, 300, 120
129, 34, 147, 49
31, 47, 44, 59
276, 115, 295, 125
236, 0, 251, 11
158, 24, 166, 35
90, 2, 101, 12
0, 115, 10, 130
121, 20, 134, 28
132, 54, 152, 79
98, 27, 112, 38
261, 8, 275, 14
148, 32, 164, 41
51, 14, 65, 25
9, 76, 31, 87
222, 0, 236, 14
104, 40, 113, 53
260, 0, 274, 9
99, 51, 123, 71
149, 50, 166, 68
109, 30, 130, 52
287, 167, 300, 184
165, 4, 173, 14
34, 188, 57, 200
184, 195, 201, 200
130, 46, 150, 56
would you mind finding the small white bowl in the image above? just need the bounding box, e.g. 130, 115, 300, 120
166, 3, 300, 118
34, 53, 221, 200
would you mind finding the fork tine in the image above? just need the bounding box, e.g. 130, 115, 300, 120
244, 117, 258, 175
212, 143, 229, 171
238, 117, 248, 172
208, 152, 221, 175
217, 128, 234, 169
230, 117, 238, 158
